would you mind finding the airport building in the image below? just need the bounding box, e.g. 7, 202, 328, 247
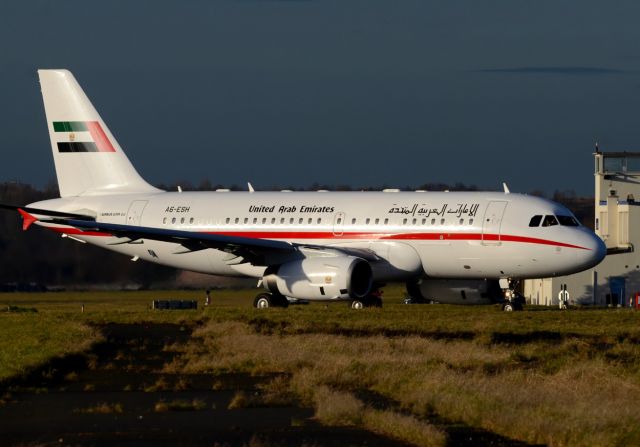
523, 151, 640, 307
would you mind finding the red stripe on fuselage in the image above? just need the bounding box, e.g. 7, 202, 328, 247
45, 227, 590, 250
205, 231, 590, 250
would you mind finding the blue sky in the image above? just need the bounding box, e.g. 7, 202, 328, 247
2, 1, 640, 194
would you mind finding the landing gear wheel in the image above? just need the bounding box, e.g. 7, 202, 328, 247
254, 292, 289, 309
502, 302, 514, 312
349, 294, 383, 309
350, 299, 365, 310
254, 293, 273, 309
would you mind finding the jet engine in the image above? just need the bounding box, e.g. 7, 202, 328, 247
263, 256, 373, 300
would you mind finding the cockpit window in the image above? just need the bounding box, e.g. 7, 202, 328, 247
557, 215, 579, 227
542, 215, 559, 227
529, 215, 542, 227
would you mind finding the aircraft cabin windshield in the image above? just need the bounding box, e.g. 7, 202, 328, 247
529, 214, 579, 227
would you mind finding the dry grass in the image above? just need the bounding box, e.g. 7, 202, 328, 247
170, 319, 640, 446
154, 398, 207, 412
144, 376, 170, 392
313, 386, 363, 425
227, 390, 250, 409
362, 407, 447, 447
75, 402, 123, 414
228, 376, 297, 409
313, 386, 446, 446
4, 287, 640, 446
64, 371, 79, 382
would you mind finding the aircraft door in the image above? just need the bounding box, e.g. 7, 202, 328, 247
333, 212, 345, 236
482, 201, 507, 245
126, 200, 148, 226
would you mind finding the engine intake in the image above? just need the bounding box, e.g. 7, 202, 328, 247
264, 256, 372, 300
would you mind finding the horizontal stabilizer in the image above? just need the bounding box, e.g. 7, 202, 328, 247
0, 204, 96, 221
0, 203, 97, 231
17, 209, 37, 231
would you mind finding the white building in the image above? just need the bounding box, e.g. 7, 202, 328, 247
523, 151, 640, 307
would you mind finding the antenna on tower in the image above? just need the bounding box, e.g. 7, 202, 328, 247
595, 141, 600, 153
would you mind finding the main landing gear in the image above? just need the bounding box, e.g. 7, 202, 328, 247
253, 288, 385, 310
253, 292, 289, 309
500, 279, 524, 312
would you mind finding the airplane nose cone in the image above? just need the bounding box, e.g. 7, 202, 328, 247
578, 231, 606, 270
593, 235, 607, 265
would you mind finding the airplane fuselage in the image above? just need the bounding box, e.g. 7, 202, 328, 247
31, 190, 605, 285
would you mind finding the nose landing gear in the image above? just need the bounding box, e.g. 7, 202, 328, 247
500, 279, 525, 311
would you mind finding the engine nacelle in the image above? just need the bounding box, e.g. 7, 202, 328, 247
407, 279, 502, 304
264, 256, 373, 300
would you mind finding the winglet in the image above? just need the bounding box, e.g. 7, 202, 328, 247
248, 182, 255, 193
502, 182, 510, 194
17, 208, 38, 231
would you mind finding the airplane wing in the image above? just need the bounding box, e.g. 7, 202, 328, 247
2, 205, 380, 265
61, 218, 382, 265
60, 218, 296, 265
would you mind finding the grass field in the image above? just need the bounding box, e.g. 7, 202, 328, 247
1, 285, 640, 446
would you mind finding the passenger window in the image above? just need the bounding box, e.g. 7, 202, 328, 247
225, 218, 230, 224
384, 218, 389, 224
172, 217, 176, 224
431, 218, 436, 225
262, 217, 266, 224
244, 218, 248, 224
163, 217, 167, 224
422, 218, 426, 225
366, 218, 370, 224
402, 218, 407, 225
280, 218, 285, 224
469, 219, 474, 225
317, 218, 321, 224
290, 218, 294, 224
459, 218, 464, 225
375, 218, 379, 224
234, 218, 239, 224
542, 215, 558, 227
529, 215, 543, 227
180, 217, 185, 224
299, 218, 303, 224
271, 218, 276, 224
308, 218, 312, 224
337, 218, 342, 224
352, 218, 356, 224
253, 218, 258, 224
557, 215, 579, 226
440, 218, 445, 225
190, 217, 194, 224
412, 218, 417, 225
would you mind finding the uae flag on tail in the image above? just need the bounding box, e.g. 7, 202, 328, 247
53, 121, 116, 153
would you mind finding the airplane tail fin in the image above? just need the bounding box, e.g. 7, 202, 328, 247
38, 69, 160, 197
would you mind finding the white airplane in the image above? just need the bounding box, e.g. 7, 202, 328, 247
1, 70, 606, 311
